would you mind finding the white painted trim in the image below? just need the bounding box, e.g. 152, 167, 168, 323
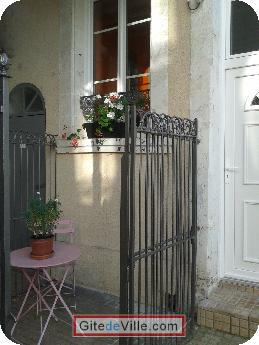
127, 18, 151, 27
244, 124, 259, 185
226, 0, 259, 64
94, 26, 118, 35
94, 78, 118, 84
243, 200, 259, 264
225, 0, 231, 60
218, 0, 227, 280
126, 73, 150, 79
84, 0, 151, 95
84, 0, 94, 95
71, 0, 76, 130
118, 0, 127, 92
221, 0, 259, 281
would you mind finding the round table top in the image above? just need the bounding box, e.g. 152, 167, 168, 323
10, 242, 81, 269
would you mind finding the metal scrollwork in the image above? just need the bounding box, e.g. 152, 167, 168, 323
138, 112, 198, 138
9, 130, 57, 147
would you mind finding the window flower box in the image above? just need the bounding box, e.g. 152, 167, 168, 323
80, 91, 149, 139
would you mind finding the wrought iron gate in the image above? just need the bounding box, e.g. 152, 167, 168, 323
9, 131, 57, 297
9, 131, 57, 251
120, 104, 198, 344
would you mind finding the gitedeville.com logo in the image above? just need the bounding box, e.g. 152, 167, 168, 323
73, 314, 186, 337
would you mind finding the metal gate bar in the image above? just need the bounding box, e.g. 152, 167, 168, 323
120, 100, 198, 345
9, 131, 57, 297
0, 59, 11, 335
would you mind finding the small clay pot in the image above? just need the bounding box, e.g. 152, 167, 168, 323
31, 236, 54, 260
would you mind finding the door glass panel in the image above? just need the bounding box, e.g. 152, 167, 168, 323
10, 87, 24, 115
94, 0, 118, 32
231, 1, 259, 55
127, 22, 150, 76
28, 95, 44, 112
252, 93, 259, 105
127, 0, 151, 23
25, 87, 36, 110
94, 30, 118, 81
95, 81, 117, 95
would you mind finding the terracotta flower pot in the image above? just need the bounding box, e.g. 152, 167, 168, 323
30, 236, 54, 260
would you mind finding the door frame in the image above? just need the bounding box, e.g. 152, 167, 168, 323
220, 0, 259, 280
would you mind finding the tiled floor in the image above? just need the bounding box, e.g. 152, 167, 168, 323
186, 326, 246, 345
197, 281, 259, 338
10, 286, 247, 345
11, 286, 120, 345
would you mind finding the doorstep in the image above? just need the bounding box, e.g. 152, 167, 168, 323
197, 279, 259, 339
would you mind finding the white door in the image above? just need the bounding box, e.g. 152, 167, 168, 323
225, 65, 259, 281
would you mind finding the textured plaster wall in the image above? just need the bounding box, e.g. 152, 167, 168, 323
168, 0, 191, 117
151, 0, 191, 117
0, 0, 60, 134
56, 153, 121, 295
190, 0, 224, 298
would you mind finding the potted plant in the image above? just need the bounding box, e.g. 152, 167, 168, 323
80, 93, 127, 138
26, 195, 62, 259
80, 91, 149, 138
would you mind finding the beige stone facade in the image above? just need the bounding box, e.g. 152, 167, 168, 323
0, 0, 60, 134
0, 0, 191, 296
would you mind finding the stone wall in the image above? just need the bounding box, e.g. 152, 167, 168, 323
0, 0, 193, 297
56, 152, 121, 295
151, 0, 191, 117
0, 0, 60, 134
190, 0, 224, 298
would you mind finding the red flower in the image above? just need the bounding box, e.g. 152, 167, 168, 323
71, 138, 79, 148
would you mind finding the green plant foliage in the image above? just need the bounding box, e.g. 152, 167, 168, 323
82, 92, 149, 137
26, 197, 62, 239
67, 128, 82, 141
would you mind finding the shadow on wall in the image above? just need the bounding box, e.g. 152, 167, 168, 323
56, 152, 121, 296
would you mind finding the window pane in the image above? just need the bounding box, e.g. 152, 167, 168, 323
28, 95, 44, 112
94, 0, 118, 32
95, 81, 117, 95
25, 87, 36, 110
127, 76, 150, 92
127, 22, 150, 76
231, 1, 259, 55
10, 87, 24, 114
127, 0, 151, 23
94, 30, 118, 81
252, 93, 259, 106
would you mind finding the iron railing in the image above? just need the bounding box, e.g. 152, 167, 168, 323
0, 63, 11, 334
120, 104, 198, 345
9, 131, 57, 297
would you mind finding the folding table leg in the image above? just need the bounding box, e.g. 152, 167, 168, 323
37, 271, 43, 333
11, 271, 37, 336
22, 269, 58, 321
37, 266, 72, 345
43, 267, 74, 318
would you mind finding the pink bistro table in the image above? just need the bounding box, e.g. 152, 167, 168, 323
10, 242, 81, 345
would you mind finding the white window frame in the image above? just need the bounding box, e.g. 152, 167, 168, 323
84, 0, 151, 96
226, 0, 259, 61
